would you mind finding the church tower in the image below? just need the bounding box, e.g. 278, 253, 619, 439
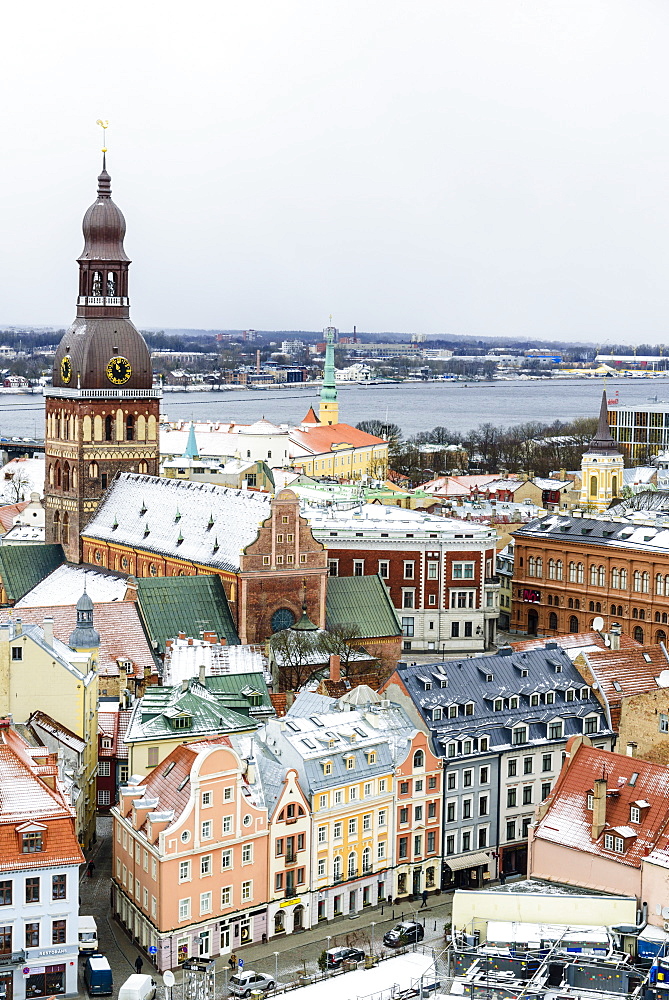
45, 156, 161, 563
318, 326, 339, 425
579, 390, 624, 512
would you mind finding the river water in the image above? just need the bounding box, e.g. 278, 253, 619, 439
1, 377, 667, 440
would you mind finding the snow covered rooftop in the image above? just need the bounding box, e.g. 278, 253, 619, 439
16, 564, 128, 607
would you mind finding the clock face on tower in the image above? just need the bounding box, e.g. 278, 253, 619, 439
106, 356, 132, 385
60, 356, 72, 384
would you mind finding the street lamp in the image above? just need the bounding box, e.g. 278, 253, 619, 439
371, 922, 376, 957
274, 952, 279, 986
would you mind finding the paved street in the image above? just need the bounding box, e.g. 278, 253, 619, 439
78, 817, 453, 1000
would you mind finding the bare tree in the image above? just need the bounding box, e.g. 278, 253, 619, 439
317, 623, 367, 673
0, 470, 33, 504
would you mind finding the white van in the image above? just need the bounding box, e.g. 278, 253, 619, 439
78, 916, 98, 954
117, 974, 156, 1000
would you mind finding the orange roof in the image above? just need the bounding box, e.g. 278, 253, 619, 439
534, 742, 669, 869
574, 645, 669, 729
289, 422, 384, 456
0, 726, 83, 871
17, 602, 156, 679
0, 501, 28, 533
512, 631, 640, 654
99, 710, 132, 760
302, 407, 319, 424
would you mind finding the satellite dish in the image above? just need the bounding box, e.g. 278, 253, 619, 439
593, 616, 605, 632
163, 972, 175, 988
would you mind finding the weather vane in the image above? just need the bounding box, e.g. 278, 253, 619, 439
96, 119, 109, 152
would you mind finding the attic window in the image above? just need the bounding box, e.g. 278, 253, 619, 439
302, 739, 316, 750
172, 716, 192, 730
162, 761, 176, 777
486, 674, 493, 682
177, 776, 190, 792
323, 761, 332, 775
21, 832, 43, 853
310, 717, 324, 727
587, 792, 594, 809
286, 721, 301, 732
629, 772, 638, 786
520, 669, 528, 677
643, 652, 652, 663
612, 680, 622, 692
630, 806, 640, 824
140, 502, 147, 516
101, 738, 112, 749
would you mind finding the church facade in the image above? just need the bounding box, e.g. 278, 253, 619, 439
44, 156, 160, 562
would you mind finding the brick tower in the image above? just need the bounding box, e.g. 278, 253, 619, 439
45, 155, 161, 562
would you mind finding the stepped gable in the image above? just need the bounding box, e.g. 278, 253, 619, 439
82, 473, 272, 572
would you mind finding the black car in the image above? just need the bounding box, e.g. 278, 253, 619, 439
326, 947, 365, 969
383, 921, 424, 947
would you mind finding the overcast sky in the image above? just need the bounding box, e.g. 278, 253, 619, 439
2, 1, 669, 341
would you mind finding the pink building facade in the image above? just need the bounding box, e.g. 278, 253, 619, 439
111, 739, 269, 971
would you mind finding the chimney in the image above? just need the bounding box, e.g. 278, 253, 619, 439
329, 654, 341, 684
42, 617, 54, 647
14, 619, 22, 637
181, 679, 189, 693
591, 776, 608, 840
199, 663, 206, 686
626, 742, 637, 758
178, 631, 186, 641
609, 622, 621, 651
187, 636, 193, 646
124, 576, 138, 602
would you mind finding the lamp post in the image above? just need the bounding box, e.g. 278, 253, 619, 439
371, 922, 376, 957
274, 952, 279, 986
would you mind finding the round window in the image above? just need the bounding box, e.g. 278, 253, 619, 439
149, 563, 157, 577
121, 557, 129, 570
94, 550, 102, 564
181, 831, 190, 843
271, 608, 296, 633
243, 814, 252, 827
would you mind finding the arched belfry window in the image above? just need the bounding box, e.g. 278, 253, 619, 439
126, 415, 134, 441
106, 272, 116, 296
104, 415, 113, 442
91, 271, 102, 296
590, 475, 598, 497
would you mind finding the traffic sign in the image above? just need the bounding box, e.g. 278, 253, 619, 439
22, 968, 30, 977
163, 972, 175, 988
238, 959, 244, 970
148, 946, 157, 955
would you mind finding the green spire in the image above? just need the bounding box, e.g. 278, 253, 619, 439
183, 422, 199, 460
321, 327, 338, 403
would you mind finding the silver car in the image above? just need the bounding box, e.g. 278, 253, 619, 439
228, 971, 275, 998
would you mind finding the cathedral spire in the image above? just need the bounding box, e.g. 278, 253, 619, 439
588, 390, 619, 454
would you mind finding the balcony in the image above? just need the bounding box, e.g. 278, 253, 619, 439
485, 576, 501, 586
284, 887, 298, 899
77, 295, 128, 307
285, 852, 296, 865
45, 387, 162, 400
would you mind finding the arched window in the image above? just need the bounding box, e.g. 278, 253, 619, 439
548, 595, 553, 606
126, 414, 134, 441
91, 270, 102, 295
137, 414, 146, 441
548, 559, 556, 580
656, 630, 667, 645
612, 474, 618, 496
618, 605, 623, 617
655, 611, 661, 623
634, 626, 644, 644
61, 512, 69, 545
528, 556, 536, 577
106, 271, 116, 296
348, 852, 356, 878
633, 571, 641, 592
88, 462, 98, 479
569, 615, 579, 633
104, 415, 113, 442
642, 572, 650, 594
536, 558, 543, 577
556, 560, 563, 581
610, 604, 617, 615
362, 846, 371, 873
271, 608, 296, 633
598, 566, 605, 587
274, 911, 284, 933
569, 562, 576, 583
138, 461, 148, 474
549, 612, 558, 630
656, 574, 664, 596
620, 569, 628, 589
62, 462, 70, 492
589, 601, 595, 612
665, 575, 669, 596
639, 609, 646, 621
589, 565, 597, 586
612, 568, 619, 589
663, 613, 668, 625
577, 563, 584, 584
48, 464, 54, 486
413, 750, 424, 769
633, 608, 638, 619
595, 602, 601, 613
333, 856, 341, 881
590, 475, 597, 497
554, 594, 560, 605
568, 598, 574, 609
575, 599, 581, 610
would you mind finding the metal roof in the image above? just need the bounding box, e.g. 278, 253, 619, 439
135, 575, 239, 653
325, 574, 402, 639
0, 544, 64, 603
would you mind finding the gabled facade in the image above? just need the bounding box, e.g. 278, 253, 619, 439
382, 644, 614, 882
112, 740, 269, 970
0, 723, 84, 1000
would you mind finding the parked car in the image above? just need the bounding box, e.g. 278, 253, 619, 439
383, 921, 424, 947
326, 946, 365, 969
83, 955, 113, 996
228, 970, 275, 997
118, 975, 157, 1000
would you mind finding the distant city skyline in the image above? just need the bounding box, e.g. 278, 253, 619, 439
2, 1, 669, 342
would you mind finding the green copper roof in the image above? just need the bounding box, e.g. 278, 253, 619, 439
183, 422, 199, 460
321, 327, 338, 402
125, 678, 256, 744
0, 544, 65, 604
290, 608, 319, 631
204, 673, 273, 717
326, 574, 402, 639
135, 575, 239, 654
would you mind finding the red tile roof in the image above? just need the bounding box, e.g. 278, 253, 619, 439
290, 422, 384, 456
512, 631, 641, 654
17, 602, 156, 679
99, 710, 132, 760
535, 742, 669, 869
576, 645, 669, 728
302, 407, 319, 424
0, 726, 84, 871
0, 501, 29, 533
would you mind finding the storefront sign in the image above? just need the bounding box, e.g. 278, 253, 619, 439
279, 897, 301, 908
521, 589, 540, 603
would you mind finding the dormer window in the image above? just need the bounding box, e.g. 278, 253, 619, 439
548, 720, 563, 740
465, 702, 475, 716
432, 708, 442, 722
345, 756, 355, 770
172, 715, 192, 730
630, 806, 640, 824
509, 696, 519, 709
512, 726, 527, 746
21, 831, 44, 853
323, 761, 332, 775
493, 699, 503, 712
545, 691, 555, 705
101, 738, 112, 749
587, 791, 594, 809
366, 751, 376, 765
604, 833, 625, 853
448, 705, 458, 719
530, 693, 540, 707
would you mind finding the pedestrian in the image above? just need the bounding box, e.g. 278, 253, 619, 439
420, 890, 428, 908
228, 957, 234, 971
230, 953, 237, 970
87, 861, 95, 878
135, 956, 143, 975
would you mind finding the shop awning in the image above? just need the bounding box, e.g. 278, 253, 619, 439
445, 852, 490, 871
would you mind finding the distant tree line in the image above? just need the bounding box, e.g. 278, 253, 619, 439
357, 416, 600, 483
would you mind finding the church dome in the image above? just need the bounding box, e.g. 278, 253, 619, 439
52, 317, 153, 390
79, 161, 130, 263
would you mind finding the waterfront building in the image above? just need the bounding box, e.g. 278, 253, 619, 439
608, 403, 669, 463
0, 616, 98, 848
112, 740, 269, 969
0, 723, 84, 1000
381, 644, 613, 880
44, 155, 161, 562
308, 502, 500, 652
